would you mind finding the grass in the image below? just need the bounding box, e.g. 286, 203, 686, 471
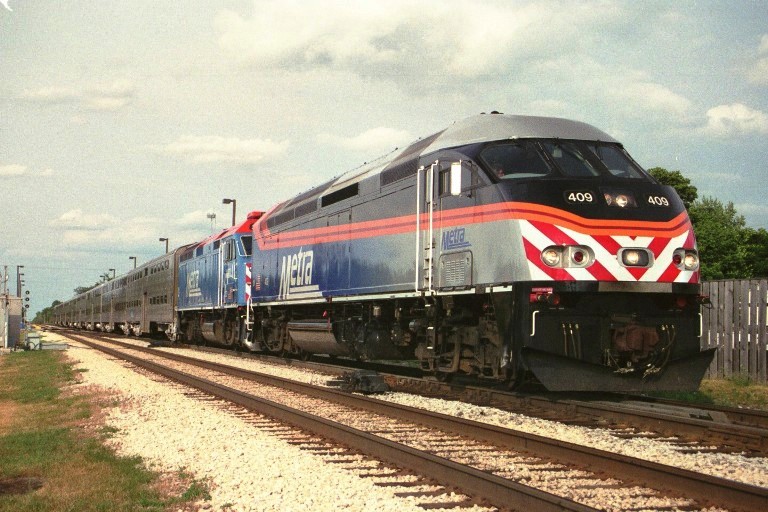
0, 350, 210, 511
651, 375, 768, 410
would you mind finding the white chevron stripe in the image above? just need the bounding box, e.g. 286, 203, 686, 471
519, 220, 693, 284
560, 226, 636, 281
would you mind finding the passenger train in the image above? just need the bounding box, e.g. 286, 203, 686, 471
53, 113, 715, 391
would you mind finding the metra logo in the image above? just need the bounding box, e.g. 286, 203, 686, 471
442, 227, 470, 250
278, 247, 320, 299
187, 270, 202, 298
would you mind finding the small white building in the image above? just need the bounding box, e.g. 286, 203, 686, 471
1, 295, 23, 349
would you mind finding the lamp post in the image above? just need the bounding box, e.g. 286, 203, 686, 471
16, 265, 23, 297
159, 237, 169, 254
206, 212, 216, 232
109, 268, 115, 279
222, 198, 236, 227
129, 256, 137, 269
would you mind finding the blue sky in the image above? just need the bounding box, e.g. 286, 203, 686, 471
1, 1, 767, 316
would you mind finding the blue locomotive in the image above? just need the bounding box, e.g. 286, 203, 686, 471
247, 113, 715, 391
177, 211, 261, 347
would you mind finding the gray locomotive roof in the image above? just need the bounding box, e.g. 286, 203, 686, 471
418, 113, 619, 155
292, 114, 619, 203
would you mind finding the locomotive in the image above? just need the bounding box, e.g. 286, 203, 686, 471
53, 113, 715, 392
247, 113, 715, 391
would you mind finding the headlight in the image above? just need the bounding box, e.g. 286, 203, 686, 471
542, 248, 561, 267
619, 248, 651, 267
603, 189, 637, 208
673, 249, 699, 271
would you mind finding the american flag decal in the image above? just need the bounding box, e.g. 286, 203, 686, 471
245, 263, 253, 300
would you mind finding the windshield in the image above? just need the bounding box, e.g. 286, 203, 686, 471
480, 140, 648, 181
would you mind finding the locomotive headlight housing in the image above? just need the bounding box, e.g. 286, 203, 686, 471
602, 189, 637, 208
673, 249, 699, 271
618, 248, 652, 267
541, 245, 593, 268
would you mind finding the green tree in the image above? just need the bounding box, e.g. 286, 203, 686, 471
742, 227, 768, 278
688, 197, 749, 280
647, 167, 698, 209
32, 300, 62, 324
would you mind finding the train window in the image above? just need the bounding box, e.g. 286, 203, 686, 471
224, 240, 236, 261
481, 141, 552, 179
214, 241, 220, 250
240, 236, 253, 256
542, 142, 601, 177
196, 247, 203, 257
588, 143, 646, 179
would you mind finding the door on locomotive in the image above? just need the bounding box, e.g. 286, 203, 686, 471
415, 159, 504, 379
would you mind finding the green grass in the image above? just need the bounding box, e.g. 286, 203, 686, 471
0, 351, 208, 511
651, 375, 768, 410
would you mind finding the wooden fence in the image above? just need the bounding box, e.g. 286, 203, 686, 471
701, 279, 768, 382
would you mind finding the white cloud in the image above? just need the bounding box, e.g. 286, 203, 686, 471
317, 127, 412, 153
608, 80, 692, 116
0, 164, 27, 177
747, 34, 768, 85
160, 135, 289, 164
21, 79, 135, 112
213, 1, 619, 82
49, 209, 209, 250
703, 103, 768, 137
21, 86, 79, 103
50, 209, 119, 230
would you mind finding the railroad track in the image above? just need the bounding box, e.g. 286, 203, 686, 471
162, 335, 768, 456
45, 326, 768, 455
61, 331, 768, 511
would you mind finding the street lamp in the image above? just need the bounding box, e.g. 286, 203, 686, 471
109, 268, 115, 279
206, 212, 216, 232
16, 265, 23, 297
159, 237, 169, 254
129, 256, 137, 269
222, 198, 236, 227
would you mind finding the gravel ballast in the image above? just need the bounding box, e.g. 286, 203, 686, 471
53, 332, 768, 510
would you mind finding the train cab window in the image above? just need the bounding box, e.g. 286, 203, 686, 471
480, 141, 552, 179
542, 142, 601, 177
240, 236, 253, 256
588, 143, 646, 179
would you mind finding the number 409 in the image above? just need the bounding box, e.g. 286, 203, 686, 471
648, 196, 669, 206
567, 192, 593, 203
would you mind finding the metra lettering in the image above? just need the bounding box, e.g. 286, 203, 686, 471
442, 227, 470, 250
187, 270, 202, 297
279, 247, 314, 298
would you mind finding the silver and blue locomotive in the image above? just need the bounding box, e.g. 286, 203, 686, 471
248, 113, 715, 391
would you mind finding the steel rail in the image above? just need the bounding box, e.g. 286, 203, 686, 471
71, 335, 596, 512
391, 377, 768, 454
70, 333, 768, 512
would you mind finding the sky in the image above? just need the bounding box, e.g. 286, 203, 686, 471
1, 0, 767, 317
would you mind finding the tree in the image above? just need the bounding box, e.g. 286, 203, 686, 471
32, 300, 62, 325
647, 167, 698, 209
688, 197, 749, 280
742, 227, 768, 278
